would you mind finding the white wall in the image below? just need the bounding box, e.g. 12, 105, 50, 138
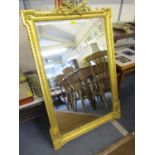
19, 16, 36, 72
120, 0, 135, 22
88, 0, 121, 22
19, 0, 24, 9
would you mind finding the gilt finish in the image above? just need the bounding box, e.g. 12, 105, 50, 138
21, 2, 120, 149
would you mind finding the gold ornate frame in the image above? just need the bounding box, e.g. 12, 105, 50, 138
21, 7, 120, 150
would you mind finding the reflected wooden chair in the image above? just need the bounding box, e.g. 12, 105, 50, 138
63, 67, 87, 112
62, 67, 77, 111
63, 67, 74, 77
68, 74, 87, 112
55, 74, 71, 110
76, 68, 97, 111
84, 51, 111, 109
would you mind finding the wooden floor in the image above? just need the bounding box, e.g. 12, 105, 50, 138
56, 111, 100, 135
97, 134, 135, 155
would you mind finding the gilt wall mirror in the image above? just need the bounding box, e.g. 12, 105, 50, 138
21, 2, 120, 149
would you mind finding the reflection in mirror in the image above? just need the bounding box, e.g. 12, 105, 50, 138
35, 18, 113, 134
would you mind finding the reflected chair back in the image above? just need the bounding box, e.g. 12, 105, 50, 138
84, 51, 111, 109
63, 67, 74, 77
55, 74, 64, 84
84, 51, 110, 90
84, 51, 108, 77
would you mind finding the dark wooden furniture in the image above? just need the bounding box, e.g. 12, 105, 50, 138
115, 48, 135, 89
116, 63, 135, 89
114, 32, 135, 43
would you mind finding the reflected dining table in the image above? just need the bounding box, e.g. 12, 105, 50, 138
60, 63, 110, 111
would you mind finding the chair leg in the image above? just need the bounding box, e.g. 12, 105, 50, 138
68, 90, 75, 111
101, 93, 109, 109
97, 95, 100, 103
80, 96, 86, 112
67, 93, 72, 110
81, 97, 86, 112
89, 93, 96, 110
85, 84, 96, 110
98, 86, 109, 109
79, 91, 86, 112
100, 89, 108, 109
65, 94, 70, 110
73, 91, 77, 112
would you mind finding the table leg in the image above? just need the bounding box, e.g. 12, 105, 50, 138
117, 68, 135, 90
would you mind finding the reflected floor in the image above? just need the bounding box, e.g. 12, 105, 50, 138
54, 92, 112, 134
56, 111, 100, 135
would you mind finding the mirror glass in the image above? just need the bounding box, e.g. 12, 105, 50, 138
35, 18, 113, 134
